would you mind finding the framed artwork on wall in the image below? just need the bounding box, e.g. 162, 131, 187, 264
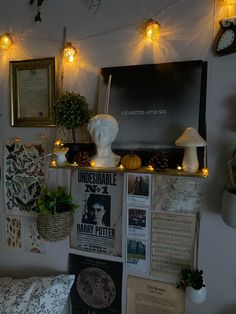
10, 57, 56, 127
98, 60, 207, 168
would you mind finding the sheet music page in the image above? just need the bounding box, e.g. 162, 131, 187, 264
151, 211, 196, 276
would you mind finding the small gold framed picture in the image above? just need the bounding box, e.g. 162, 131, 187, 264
10, 57, 56, 127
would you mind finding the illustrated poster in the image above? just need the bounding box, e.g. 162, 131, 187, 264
24, 217, 45, 254
69, 254, 123, 314
70, 170, 123, 256
5, 216, 22, 249
4, 140, 45, 213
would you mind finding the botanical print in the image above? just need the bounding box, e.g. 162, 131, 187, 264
24, 218, 45, 254
4, 140, 45, 213
5, 216, 22, 249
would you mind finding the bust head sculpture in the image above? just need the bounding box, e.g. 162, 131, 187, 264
87, 114, 121, 167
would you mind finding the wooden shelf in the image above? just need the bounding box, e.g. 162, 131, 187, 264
51, 164, 208, 178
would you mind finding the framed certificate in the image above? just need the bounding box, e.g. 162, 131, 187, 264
10, 57, 56, 127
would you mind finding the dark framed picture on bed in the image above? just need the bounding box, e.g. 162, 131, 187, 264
98, 60, 207, 168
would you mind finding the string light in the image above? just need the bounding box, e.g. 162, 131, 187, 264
63, 42, 77, 63
0, 33, 13, 50
145, 19, 161, 41
90, 160, 96, 167
50, 159, 57, 167
147, 164, 154, 171
201, 167, 209, 176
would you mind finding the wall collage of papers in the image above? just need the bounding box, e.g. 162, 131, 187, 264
1, 139, 204, 314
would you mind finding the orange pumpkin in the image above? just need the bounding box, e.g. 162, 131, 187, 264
121, 153, 142, 170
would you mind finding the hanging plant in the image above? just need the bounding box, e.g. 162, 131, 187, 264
88, 0, 102, 13
30, 0, 45, 22
30, 0, 101, 22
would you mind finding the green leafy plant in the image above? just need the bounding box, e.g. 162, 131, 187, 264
176, 266, 205, 290
226, 147, 236, 194
29, 0, 44, 22
37, 186, 78, 214
54, 91, 91, 143
30, 0, 101, 22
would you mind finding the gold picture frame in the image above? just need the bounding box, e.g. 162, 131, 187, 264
10, 57, 56, 127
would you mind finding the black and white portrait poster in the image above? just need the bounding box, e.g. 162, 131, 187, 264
70, 170, 123, 256
69, 254, 123, 314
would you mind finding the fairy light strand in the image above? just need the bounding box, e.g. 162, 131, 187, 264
8, 0, 184, 44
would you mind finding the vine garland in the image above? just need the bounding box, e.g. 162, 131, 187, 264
29, 0, 102, 22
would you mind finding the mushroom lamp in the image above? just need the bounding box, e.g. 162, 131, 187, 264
175, 127, 206, 173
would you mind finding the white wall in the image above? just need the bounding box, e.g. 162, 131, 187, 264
0, 1, 236, 313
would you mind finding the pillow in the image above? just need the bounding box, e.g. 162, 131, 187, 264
0, 274, 75, 314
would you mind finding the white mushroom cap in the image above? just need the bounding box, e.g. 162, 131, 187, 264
175, 127, 206, 147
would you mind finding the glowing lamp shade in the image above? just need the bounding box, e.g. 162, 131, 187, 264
222, 0, 236, 4
0, 33, 13, 50
145, 20, 160, 41
63, 42, 77, 63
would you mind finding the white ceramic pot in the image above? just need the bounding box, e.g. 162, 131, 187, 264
186, 286, 207, 304
54, 149, 68, 166
221, 189, 236, 229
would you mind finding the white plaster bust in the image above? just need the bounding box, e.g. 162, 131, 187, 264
87, 114, 121, 167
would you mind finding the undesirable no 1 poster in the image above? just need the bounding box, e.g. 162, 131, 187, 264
70, 170, 123, 257
69, 254, 123, 314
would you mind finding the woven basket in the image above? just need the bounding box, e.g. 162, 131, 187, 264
37, 211, 74, 242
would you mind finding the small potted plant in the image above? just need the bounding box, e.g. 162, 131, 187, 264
36, 186, 78, 241
53, 91, 92, 163
221, 148, 236, 228
176, 265, 206, 304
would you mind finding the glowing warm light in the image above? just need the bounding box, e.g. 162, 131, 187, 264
177, 165, 182, 170
0, 33, 13, 50
147, 164, 154, 171
90, 160, 96, 167
72, 161, 78, 166
63, 42, 77, 63
54, 139, 63, 147
145, 19, 160, 41
221, 0, 236, 4
119, 164, 124, 169
202, 167, 209, 176
51, 160, 57, 167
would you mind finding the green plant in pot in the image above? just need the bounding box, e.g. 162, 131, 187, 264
221, 148, 236, 228
53, 91, 91, 163
36, 186, 78, 241
176, 265, 206, 304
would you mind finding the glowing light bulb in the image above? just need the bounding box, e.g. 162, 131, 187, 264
0, 33, 13, 50
202, 167, 209, 176
63, 42, 77, 63
145, 19, 160, 41
222, 0, 236, 4
147, 164, 154, 171
177, 165, 182, 170
90, 160, 96, 167
54, 139, 63, 147
51, 160, 57, 167
119, 164, 124, 169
